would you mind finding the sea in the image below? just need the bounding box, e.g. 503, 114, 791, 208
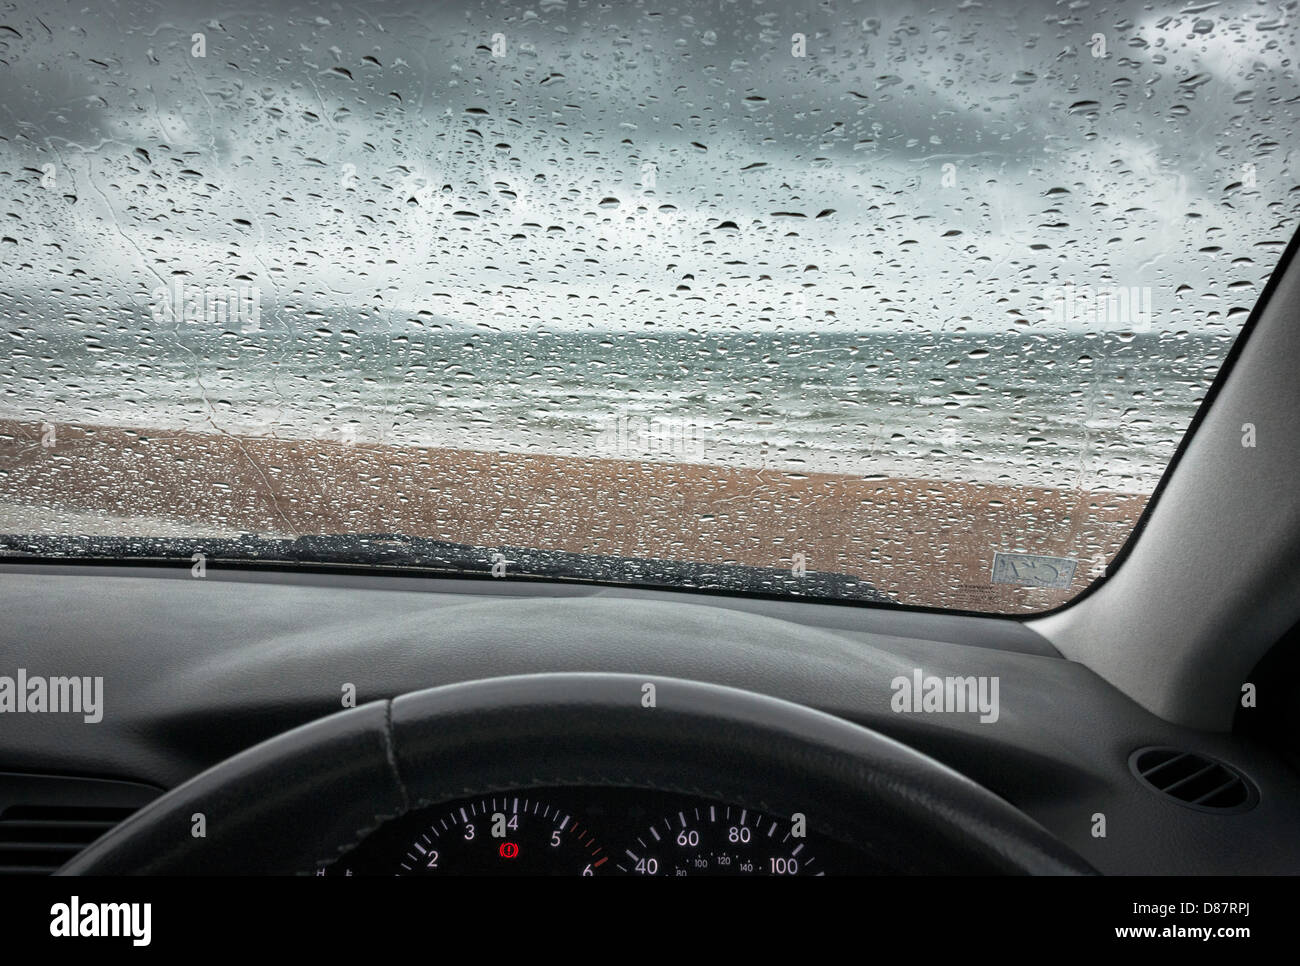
0, 320, 1239, 494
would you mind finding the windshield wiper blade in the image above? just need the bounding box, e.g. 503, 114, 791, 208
0, 531, 893, 603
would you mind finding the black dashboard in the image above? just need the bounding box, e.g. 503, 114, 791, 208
4, 565, 1300, 875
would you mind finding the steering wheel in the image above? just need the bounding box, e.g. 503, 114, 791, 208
59, 673, 1095, 875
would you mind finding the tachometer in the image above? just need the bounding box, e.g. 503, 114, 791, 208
328, 794, 608, 876
616, 802, 819, 876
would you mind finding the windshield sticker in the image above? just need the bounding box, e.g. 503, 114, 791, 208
991, 553, 1078, 590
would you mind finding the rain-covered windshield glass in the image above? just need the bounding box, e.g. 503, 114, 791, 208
1, 0, 1297, 613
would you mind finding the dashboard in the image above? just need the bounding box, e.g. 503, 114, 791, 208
8, 569, 1300, 876
327, 787, 877, 876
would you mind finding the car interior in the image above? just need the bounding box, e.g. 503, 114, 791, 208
1, 0, 1299, 884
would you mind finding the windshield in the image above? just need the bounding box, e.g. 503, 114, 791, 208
1, 0, 1297, 613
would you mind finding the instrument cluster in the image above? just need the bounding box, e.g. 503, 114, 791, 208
325, 786, 879, 876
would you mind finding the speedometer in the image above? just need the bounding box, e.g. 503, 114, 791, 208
617, 802, 820, 876
327, 794, 609, 876
325, 787, 875, 875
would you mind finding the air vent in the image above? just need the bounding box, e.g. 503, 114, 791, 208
0, 772, 161, 875
0, 804, 139, 875
1129, 747, 1258, 813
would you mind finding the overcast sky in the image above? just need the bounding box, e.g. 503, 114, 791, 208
1, 0, 1297, 334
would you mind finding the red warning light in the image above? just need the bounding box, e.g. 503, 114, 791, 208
498, 842, 520, 859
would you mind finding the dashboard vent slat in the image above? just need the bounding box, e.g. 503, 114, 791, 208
1137, 751, 1190, 781
0, 805, 139, 875
1129, 747, 1257, 813
0, 773, 161, 876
